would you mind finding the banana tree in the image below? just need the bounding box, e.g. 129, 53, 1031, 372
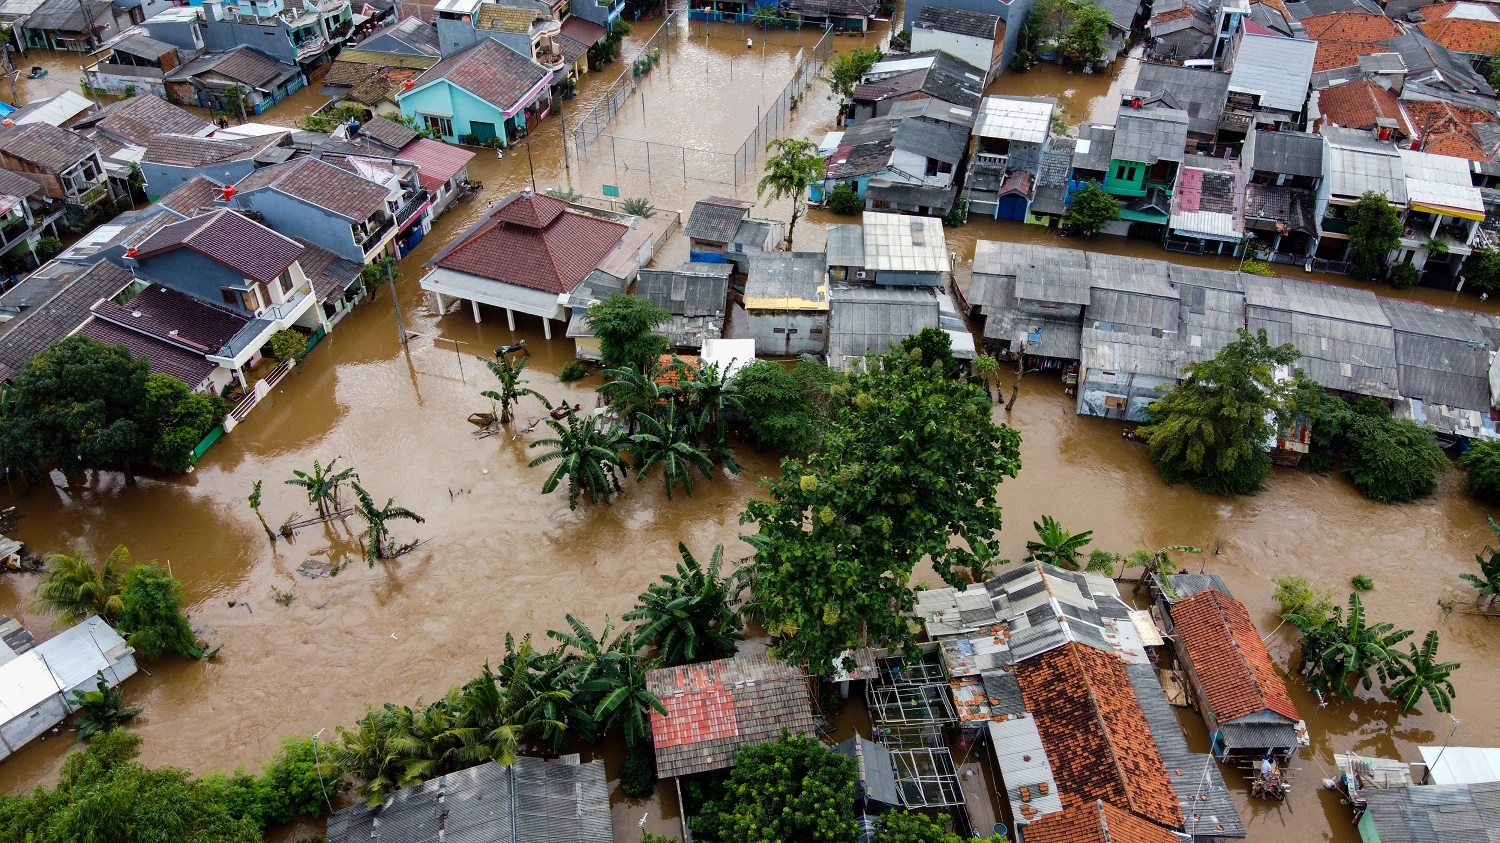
1387, 629, 1459, 713
1025, 515, 1094, 569
478, 352, 546, 425
286, 457, 358, 519
351, 481, 424, 563
1461, 516, 1500, 610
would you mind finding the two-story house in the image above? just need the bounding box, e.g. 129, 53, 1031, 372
910, 7, 1004, 83
682, 196, 784, 271
397, 37, 552, 146
139, 131, 288, 199
820, 115, 968, 217
0, 169, 61, 275
965, 95, 1055, 221
83, 34, 181, 98
1316, 126, 1407, 266
1242, 127, 1325, 259
969, 240, 1089, 366
125, 208, 324, 390
1395, 149, 1485, 287
1221, 32, 1318, 139
163, 44, 306, 115
470, 2, 568, 76
1166, 154, 1246, 256
1098, 103, 1190, 240
0, 122, 111, 212
228, 156, 409, 263
317, 152, 432, 257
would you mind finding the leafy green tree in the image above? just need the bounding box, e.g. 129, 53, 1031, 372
267, 329, 305, 362
1141, 328, 1300, 495
821, 48, 883, 104
678, 359, 744, 467
1085, 549, 1117, 576
117, 564, 202, 661
630, 402, 714, 499
479, 352, 546, 425
750, 1, 779, 25
1461, 517, 1500, 610
324, 705, 421, 806
691, 732, 857, 843
1389, 261, 1419, 289
1061, 181, 1120, 235
1341, 402, 1447, 503
1025, 515, 1093, 568
1293, 378, 1353, 474
900, 327, 957, 377
828, 182, 864, 215
587, 293, 670, 373
1060, 1, 1112, 61
732, 359, 819, 453
351, 481, 424, 563
1387, 629, 1458, 713
758, 138, 824, 249
1462, 245, 1500, 294
873, 810, 1009, 843
35, 235, 63, 262
1273, 574, 1337, 627
70, 673, 142, 739
1347, 190, 1402, 281
1286, 593, 1412, 700
970, 353, 999, 400
143, 374, 227, 472
285, 457, 358, 519
742, 348, 1022, 673
528, 412, 628, 509
1458, 439, 1500, 503
32, 546, 130, 626
626, 542, 745, 666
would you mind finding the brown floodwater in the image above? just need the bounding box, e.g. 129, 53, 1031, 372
2, 21, 1500, 843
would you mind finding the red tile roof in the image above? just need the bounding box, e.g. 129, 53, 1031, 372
396, 137, 476, 191
1014, 643, 1184, 830
1313, 39, 1386, 71
1418, 16, 1500, 53
134, 209, 305, 284
1405, 99, 1498, 161
432, 191, 626, 294
1022, 800, 1183, 843
559, 14, 606, 45
92, 282, 249, 353
409, 38, 550, 115
1300, 11, 1401, 42
78, 316, 217, 386
1316, 79, 1412, 136
1171, 588, 1301, 724
77, 94, 212, 147
1151, 5, 1194, 22
233, 156, 391, 221
157, 174, 224, 218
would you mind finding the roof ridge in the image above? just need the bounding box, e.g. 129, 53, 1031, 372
1065, 643, 1140, 817
1206, 590, 1270, 716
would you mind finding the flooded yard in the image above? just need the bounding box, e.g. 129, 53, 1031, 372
0, 21, 1498, 843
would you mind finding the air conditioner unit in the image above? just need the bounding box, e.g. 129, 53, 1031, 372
855, 270, 868, 279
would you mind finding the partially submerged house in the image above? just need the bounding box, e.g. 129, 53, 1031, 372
1167, 154, 1245, 255
1357, 782, 1500, 842
827, 285, 938, 370
164, 46, 305, 116
635, 262, 730, 351
1101, 103, 1190, 240
1383, 297, 1497, 440
910, 7, 1005, 84
0, 260, 135, 381
0, 122, 111, 211
229, 155, 418, 264
743, 251, 828, 357
1222, 32, 1318, 137
823, 114, 969, 216
82, 281, 248, 393
393, 136, 475, 218
964, 95, 1054, 221
84, 33, 180, 97
1244, 273, 1400, 400
1161, 574, 1306, 764
968, 240, 1088, 367
397, 38, 552, 146
326, 756, 613, 842
848, 50, 986, 122
0, 616, 137, 762
1132, 62, 1231, 147
682, 195, 782, 269
1242, 127, 1324, 258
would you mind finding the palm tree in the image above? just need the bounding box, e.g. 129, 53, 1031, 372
70, 672, 142, 739
546, 615, 664, 747
1461, 516, 1500, 610
528, 413, 628, 510
629, 403, 715, 499
493, 635, 580, 753
625, 542, 745, 666
1025, 515, 1094, 569
1387, 629, 1459, 713
970, 354, 1000, 401
31, 547, 130, 626
680, 360, 744, 470
286, 457, 358, 519
351, 481, 425, 563
326, 705, 424, 807
1288, 593, 1412, 700
757, 138, 823, 249
473, 652, 569, 765
598, 362, 671, 433
478, 353, 547, 425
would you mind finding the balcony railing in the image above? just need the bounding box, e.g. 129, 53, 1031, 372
325, 18, 352, 40
975, 152, 1008, 168
68, 181, 108, 207
215, 287, 313, 358
0, 218, 34, 256
394, 190, 429, 228
1322, 217, 1352, 235
537, 46, 566, 68
356, 217, 395, 253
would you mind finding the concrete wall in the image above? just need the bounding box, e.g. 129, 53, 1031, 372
902, 0, 1030, 76
86, 64, 168, 97
910, 28, 1000, 82
435, 17, 482, 56
142, 159, 254, 199
745, 309, 827, 356
233, 190, 361, 261
201, 16, 297, 64
135, 248, 258, 313
143, 18, 203, 54
399, 80, 510, 145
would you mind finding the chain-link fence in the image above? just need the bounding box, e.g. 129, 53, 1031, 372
571, 12, 679, 160
575, 25, 832, 185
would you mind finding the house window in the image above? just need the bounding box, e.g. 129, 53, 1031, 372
222, 287, 260, 310
423, 114, 454, 138
871, 199, 892, 209
278, 272, 294, 295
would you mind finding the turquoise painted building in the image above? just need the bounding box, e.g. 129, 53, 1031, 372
397, 39, 552, 147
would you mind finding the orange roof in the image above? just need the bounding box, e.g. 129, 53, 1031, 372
653, 354, 701, 389
1023, 800, 1183, 843
1313, 39, 1386, 71
1418, 17, 1500, 53
1151, 5, 1194, 23
1317, 78, 1413, 136
1400, 100, 1497, 161
1014, 643, 1184, 830
1253, 0, 1292, 23
1171, 588, 1301, 724
1300, 10, 1401, 41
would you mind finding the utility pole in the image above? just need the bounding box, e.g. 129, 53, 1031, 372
525, 140, 537, 193
556, 85, 570, 171
385, 257, 407, 345
76, 0, 101, 107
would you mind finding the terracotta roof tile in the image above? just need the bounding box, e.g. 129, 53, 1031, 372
1253, 0, 1292, 23
1314, 39, 1386, 71
1022, 799, 1183, 843
1405, 99, 1497, 161
78, 317, 216, 386
433, 191, 626, 294
409, 38, 550, 114
157, 174, 224, 217
76, 94, 211, 147
1316, 78, 1412, 136
1418, 16, 1500, 54
1171, 588, 1302, 725
92, 282, 248, 353
135, 209, 305, 283
1014, 643, 1184, 830
234, 156, 390, 221
1151, 6, 1194, 22
1300, 10, 1400, 42
0, 122, 98, 172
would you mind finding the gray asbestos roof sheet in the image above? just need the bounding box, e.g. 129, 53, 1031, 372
1075, 123, 1117, 171
828, 285, 939, 366
636, 263, 730, 317
827, 224, 865, 267
1323, 127, 1408, 204
1166, 572, 1233, 599
1382, 300, 1491, 411
1361, 781, 1500, 842
1113, 107, 1190, 164
1228, 34, 1318, 114
836, 736, 901, 807
745, 252, 827, 304
1250, 128, 1325, 178
1244, 275, 1399, 397
1134, 63, 1232, 137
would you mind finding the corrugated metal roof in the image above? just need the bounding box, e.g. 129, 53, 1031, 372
1324, 126, 1408, 204
1248, 128, 1325, 178
972, 95, 1055, 144
1420, 747, 1500, 785
1074, 123, 1117, 171
988, 717, 1065, 821
827, 285, 938, 368
1244, 275, 1399, 397
826, 223, 865, 268
744, 251, 827, 310
1383, 299, 1491, 411
637, 263, 730, 317
971, 240, 1091, 305
0, 616, 132, 723
836, 735, 901, 807
1228, 33, 1318, 113
1113, 107, 1190, 164
861, 212, 948, 273
1166, 572, 1234, 599
1400, 149, 1485, 216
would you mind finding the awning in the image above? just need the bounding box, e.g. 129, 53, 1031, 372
1411, 203, 1485, 222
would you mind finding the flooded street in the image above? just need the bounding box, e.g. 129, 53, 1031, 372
0, 22, 1498, 843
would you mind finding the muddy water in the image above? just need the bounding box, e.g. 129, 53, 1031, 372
0, 23, 1497, 843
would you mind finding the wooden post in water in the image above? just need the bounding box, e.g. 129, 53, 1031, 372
1006, 342, 1027, 412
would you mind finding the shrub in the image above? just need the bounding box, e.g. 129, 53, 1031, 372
1352, 574, 1374, 591
943, 202, 967, 228
1273, 575, 1336, 627
620, 744, 656, 798
1241, 258, 1277, 276
559, 360, 589, 382
546, 187, 581, 202
1342, 407, 1448, 503
621, 197, 655, 218
35, 235, 63, 262
267, 329, 306, 362
827, 183, 863, 215
1458, 439, 1500, 503
117, 564, 202, 660
1390, 261, 1419, 289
